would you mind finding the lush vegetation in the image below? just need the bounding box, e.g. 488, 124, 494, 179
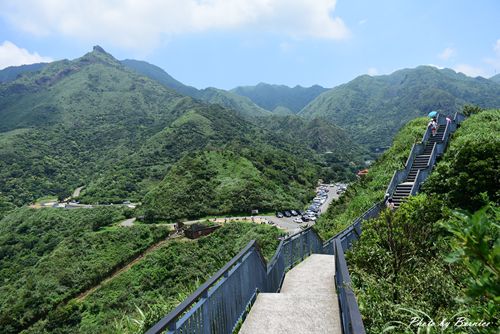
142, 149, 317, 221
316, 109, 499, 333
0, 206, 171, 333
0, 46, 358, 219
23, 222, 282, 333
300, 66, 500, 150
231, 82, 328, 113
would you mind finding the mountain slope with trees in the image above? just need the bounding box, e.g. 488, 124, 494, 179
231, 82, 328, 113
300, 66, 500, 150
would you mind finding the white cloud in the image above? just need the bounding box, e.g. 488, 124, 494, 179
367, 67, 378, 76
0, 41, 52, 69
484, 38, 500, 72
494, 39, 500, 55
358, 19, 367, 25
453, 64, 485, 77
427, 64, 445, 70
438, 47, 455, 60
0, 0, 350, 51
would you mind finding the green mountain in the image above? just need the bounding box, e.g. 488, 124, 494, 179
194, 87, 270, 118
300, 66, 500, 150
231, 82, 329, 113
120, 59, 199, 97
121, 59, 269, 119
0, 46, 344, 216
490, 73, 500, 83
0, 63, 48, 83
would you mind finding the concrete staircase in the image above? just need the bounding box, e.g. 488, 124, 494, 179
392, 125, 445, 208
239, 254, 341, 334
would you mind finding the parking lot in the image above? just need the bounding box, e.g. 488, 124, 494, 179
259, 183, 343, 234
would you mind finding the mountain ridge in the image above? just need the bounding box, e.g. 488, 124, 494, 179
299, 65, 500, 149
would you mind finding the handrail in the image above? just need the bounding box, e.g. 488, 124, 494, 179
335, 238, 366, 334
145, 240, 261, 334
410, 169, 421, 196
405, 144, 416, 167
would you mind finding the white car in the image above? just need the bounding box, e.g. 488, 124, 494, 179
293, 217, 303, 223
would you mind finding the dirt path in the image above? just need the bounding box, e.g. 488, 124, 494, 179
76, 232, 182, 301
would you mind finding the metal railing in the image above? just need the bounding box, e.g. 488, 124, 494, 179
145, 241, 268, 334
147, 227, 326, 334
335, 238, 366, 334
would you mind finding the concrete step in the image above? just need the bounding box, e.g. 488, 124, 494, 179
240, 254, 342, 334
239, 293, 340, 334
280, 254, 336, 296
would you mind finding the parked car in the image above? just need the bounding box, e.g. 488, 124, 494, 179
293, 217, 302, 223
301, 215, 310, 222
284, 211, 292, 217
308, 216, 317, 221
290, 210, 298, 216
276, 212, 284, 218
297, 210, 304, 216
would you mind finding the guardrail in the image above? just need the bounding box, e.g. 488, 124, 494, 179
147, 227, 325, 334
335, 238, 366, 334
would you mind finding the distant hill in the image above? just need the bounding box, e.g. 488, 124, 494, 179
490, 73, 500, 83
255, 115, 367, 181
121, 59, 269, 118
300, 66, 500, 149
0, 63, 48, 83
194, 87, 270, 117
231, 82, 328, 113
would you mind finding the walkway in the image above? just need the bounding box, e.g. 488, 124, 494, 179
240, 254, 342, 334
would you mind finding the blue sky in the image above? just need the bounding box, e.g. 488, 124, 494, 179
0, 0, 499, 89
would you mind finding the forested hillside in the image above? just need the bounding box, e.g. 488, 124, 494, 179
300, 66, 500, 150
0, 46, 355, 220
231, 82, 328, 114
315, 108, 499, 333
